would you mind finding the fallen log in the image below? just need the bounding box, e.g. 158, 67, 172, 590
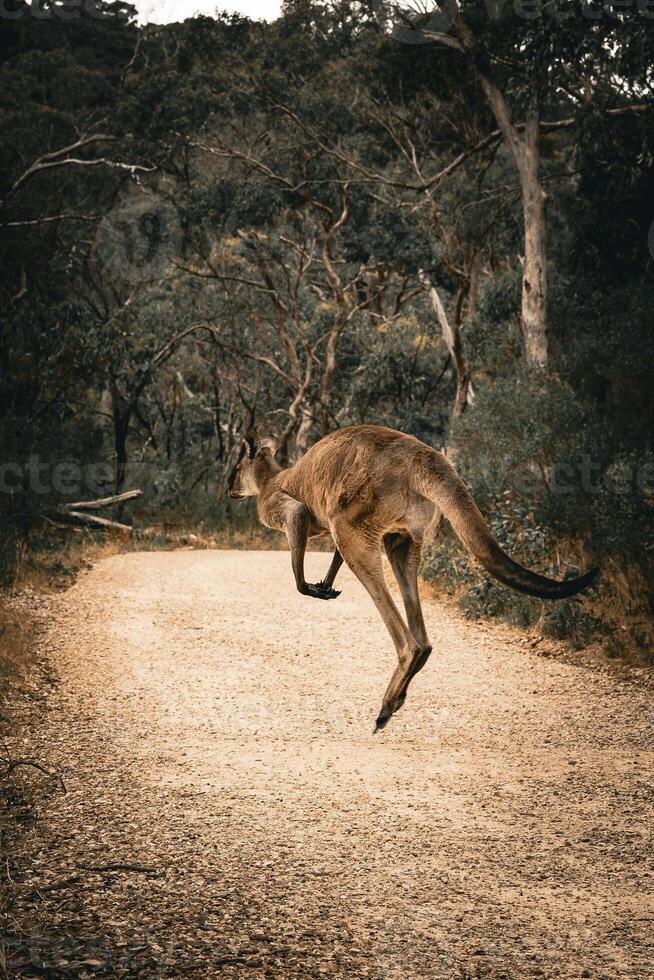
60, 489, 142, 511
66, 510, 134, 532
51, 488, 143, 533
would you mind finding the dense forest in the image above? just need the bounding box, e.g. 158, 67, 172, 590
1, 0, 653, 659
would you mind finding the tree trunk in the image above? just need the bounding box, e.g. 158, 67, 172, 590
114, 418, 129, 493
475, 90, 548, 366
111, 387, 132, 493
452, 14, 549, 367
517, 116, 548, 367
421, 273, 472, 419
318, 326, 341, 436
295, 402, 314, 457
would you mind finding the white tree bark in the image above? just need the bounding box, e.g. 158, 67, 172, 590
421, 274, 473, 418
517, 116, 548, 367
450, 14, 549, 367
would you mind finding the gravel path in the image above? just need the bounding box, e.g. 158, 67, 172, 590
9, 550, 654, 978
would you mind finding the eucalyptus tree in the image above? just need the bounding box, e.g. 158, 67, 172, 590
268, 0, 653, 373
141, 9, 431, 457
374, 0, 654, 367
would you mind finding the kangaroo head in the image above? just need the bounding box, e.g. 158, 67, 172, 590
227, 434, 279, 498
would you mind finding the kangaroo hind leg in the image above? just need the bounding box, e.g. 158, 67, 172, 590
384, 533, 432, 681
333, 524, 422, 732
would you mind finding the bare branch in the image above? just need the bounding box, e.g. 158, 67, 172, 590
420, 30, 465, 51
152, 322, 206, 368
65, 512, 134, 533
3, 134, 134, 200
1, 213, 99, 228
200, 327, 295, 386
121, 30, 143, 85
61, 490, 142, 511
26, 864, 160, 898
2, 757, 67, 793
184, 135, 298, 192
269, 96, 653, 196
17, 156, 155, 182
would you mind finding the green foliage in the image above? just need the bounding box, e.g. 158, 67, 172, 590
338, 316, 452, 442
541, 605, 604, 651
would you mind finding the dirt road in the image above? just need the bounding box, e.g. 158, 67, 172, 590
9, 550, 654, 978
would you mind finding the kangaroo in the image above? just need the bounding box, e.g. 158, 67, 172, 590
228, 425, 598, 731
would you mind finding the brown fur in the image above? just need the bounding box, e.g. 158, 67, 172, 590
228, 425, 598, 730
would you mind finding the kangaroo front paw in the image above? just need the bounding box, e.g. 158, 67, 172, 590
304, 581, 341, 600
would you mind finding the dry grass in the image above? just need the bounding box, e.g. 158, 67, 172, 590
0, 601, 34, 697
6, 519, 335, 596
0, 599, 38, 979
422, 529, 654, 669
590, 561, 654, 665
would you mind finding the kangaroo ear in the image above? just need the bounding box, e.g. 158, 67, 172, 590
243, 435, 256, 459
257, 434, 279, 455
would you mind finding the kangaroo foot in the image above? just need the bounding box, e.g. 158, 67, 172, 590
373, 691, 406, 733
374, 643, 432, 732
301, 581, 341, 600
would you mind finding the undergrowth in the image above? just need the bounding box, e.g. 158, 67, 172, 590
0, 600, 38, 978
421, 521, 653, 666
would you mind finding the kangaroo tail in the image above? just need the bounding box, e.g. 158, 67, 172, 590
416, 453, 599, 601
